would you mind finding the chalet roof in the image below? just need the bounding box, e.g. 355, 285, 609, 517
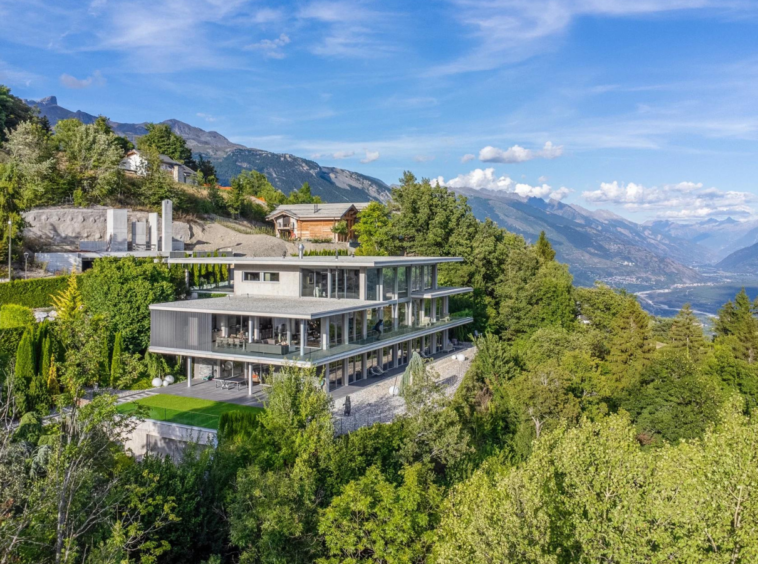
266, 202, 372, 221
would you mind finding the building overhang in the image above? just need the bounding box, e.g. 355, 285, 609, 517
411, 286, 473, 299
166, 256, 464, 268
148, 315, 474, 368
150, 295, 395, 320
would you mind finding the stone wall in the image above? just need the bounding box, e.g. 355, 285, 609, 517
124, 418, 217, 461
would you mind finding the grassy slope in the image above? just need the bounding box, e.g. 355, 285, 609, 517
117, 393, 263, 430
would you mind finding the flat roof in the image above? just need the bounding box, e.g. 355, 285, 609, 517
411, 286, 473, 299
167, 256, 463, 268
150, 294, 393, 319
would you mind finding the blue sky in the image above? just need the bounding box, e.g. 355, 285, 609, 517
1, 0, 758, 222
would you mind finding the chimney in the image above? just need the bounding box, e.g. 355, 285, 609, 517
314, 203, 319, 213
298, 243, 305, 259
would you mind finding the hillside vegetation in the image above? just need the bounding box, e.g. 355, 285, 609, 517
3, 166, 758, 563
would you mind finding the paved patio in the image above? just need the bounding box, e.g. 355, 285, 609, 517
158, 379, 269, 408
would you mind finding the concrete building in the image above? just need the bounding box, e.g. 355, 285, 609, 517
148, 254, 473, 393
266, 203, 370, 242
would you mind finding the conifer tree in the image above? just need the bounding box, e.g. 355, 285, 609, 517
110, 332, 123, 388
714, 288, 758, 363
607, 299, 655, 380
13, 328, 35, 414
100, 331, 111, 385
47, 357, 59, 396
669, 304, 707, 361
535, 231, 556, 262
40, 335, 52, 383
51, 268, 83, 321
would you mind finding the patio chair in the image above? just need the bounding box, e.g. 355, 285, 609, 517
369, 366, 384, 377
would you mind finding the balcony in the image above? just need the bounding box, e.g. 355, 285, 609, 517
207, 310, 473, 364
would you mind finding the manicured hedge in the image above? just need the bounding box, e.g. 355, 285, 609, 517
0, 276, 69, 308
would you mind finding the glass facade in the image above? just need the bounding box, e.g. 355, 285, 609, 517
382, 267, 395, 300
366, 268, 380, 300
397, 266, 408, 298
302, 269, 328, 298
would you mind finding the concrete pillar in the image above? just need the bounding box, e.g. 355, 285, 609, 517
286, 318, 292, 345
343, 358, 349, 386
444, 329, 449, 350
352, 314, 357, 341
431, 333, 437, 354
359, 269, 367, 300
362, 353, 368, 379
148, 212, 159, 251
253, 317, 260, 341
393, 303, 399, 330
432, 264, 438, 289
321, 317, 329, 350
300, 320, 306, 356
131, 221, 147, 250
342, 313, 349, 344
247, 364, 253, 396
431, 298, 437, 322
324, 362, 330, 391
106, 209, 128, 251
186, 357, 193, 388
219, 315, 228, 337
161, 199, 173, 253
362, 312, 368, 339
248, 317, 253, 342
393, 344, 399, 368
443, 296, 449, 317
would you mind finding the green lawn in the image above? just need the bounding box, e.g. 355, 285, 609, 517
117, 394, 263, 430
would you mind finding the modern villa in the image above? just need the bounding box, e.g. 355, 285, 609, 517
148, 253, 473, 392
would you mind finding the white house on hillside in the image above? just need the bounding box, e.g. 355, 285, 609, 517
119, 149, 197, 185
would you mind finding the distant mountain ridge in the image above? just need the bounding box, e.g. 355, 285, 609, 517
452, 187, 704, 288
645, 216, 758, 262
24, 96, 392, 203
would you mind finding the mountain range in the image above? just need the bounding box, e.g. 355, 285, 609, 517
23, 96, 758, 289
25, 96, 392, 203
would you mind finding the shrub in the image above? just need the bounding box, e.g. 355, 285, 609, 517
0, 304, 35, 329
218, 410, 261, 443
307, 237, 333, 244
0, 276, 69, 308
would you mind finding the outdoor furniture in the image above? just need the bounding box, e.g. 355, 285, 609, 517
369, 366, 384, 377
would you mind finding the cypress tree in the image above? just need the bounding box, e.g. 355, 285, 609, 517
13, 329, 35, 414
40, 335, 52, 384
535, 231, 556, 262
51, 269, 84, 322
110, 332, 123, 388
669, 304, 707, 361
192, 263, 200, 287
47, 357, 59, 396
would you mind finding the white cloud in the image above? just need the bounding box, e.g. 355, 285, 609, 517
538, 175, 548, 182
310, 150, 355, 159
479, 141, 563, 163
361, 150, 380, 163
59, 70, 105, 89
431, 0, 725, 76
246, 33, 291, 59
434, 168, 570, 201
583, 180, 755, 218
414, 155, 435, 162
461, 153, 476, 163
196, 112, 217, 123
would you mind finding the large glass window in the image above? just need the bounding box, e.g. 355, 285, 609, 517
383, 267, 395, 300
397, 266, 408, 298
345, 269, 360, 299
411, 266, 423, 292
424, 265, 432, 290
302, 269, 328, 298
366, 268, 380, 300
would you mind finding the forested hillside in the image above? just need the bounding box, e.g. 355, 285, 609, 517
3, 169, 758, 563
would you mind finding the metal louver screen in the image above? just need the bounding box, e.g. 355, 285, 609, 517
150, 310, 212, 351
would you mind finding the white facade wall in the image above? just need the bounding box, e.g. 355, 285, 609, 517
234, 264, 301, 297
